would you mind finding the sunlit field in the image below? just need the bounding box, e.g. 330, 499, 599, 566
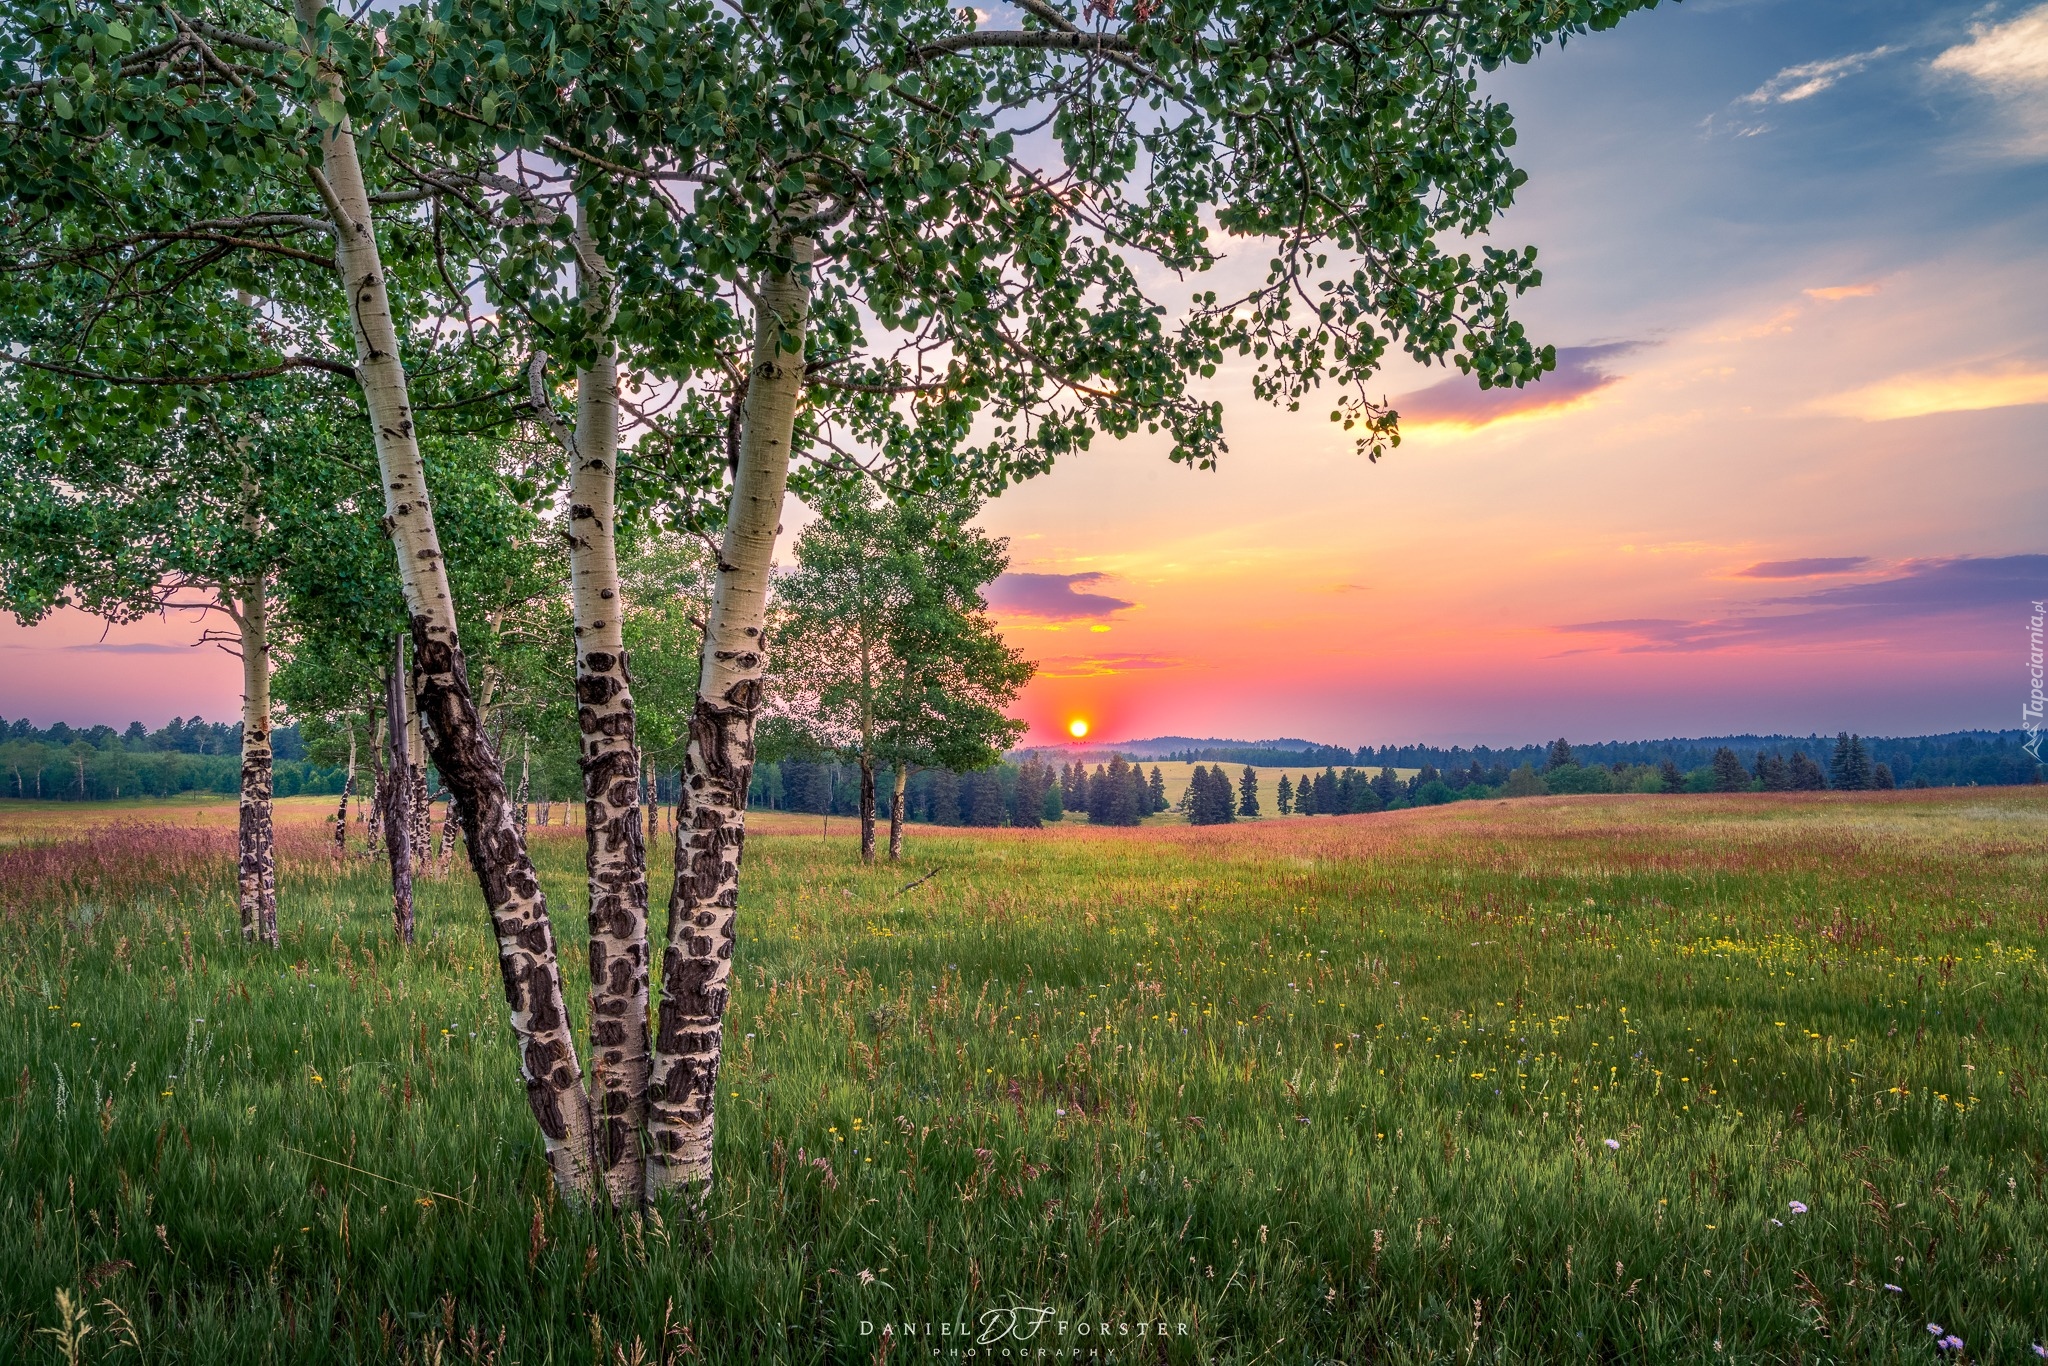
4, 789, 2045, 1363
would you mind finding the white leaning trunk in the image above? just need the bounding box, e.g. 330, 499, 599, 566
295, 0, 595, 1199
646, 248, 813, 1195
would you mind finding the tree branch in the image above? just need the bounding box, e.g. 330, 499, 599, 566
0, 352, 358, 386
909, 29, 1138, 64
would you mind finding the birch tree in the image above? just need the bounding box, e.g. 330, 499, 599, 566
0, 0, 622, 1193
770, 494, 1029, 865
374, 0, 1663, 1195
0, 377, 348, 945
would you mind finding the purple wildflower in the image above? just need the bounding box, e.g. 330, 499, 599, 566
1938, 1335, 1963, 1352
1604, 1138, 1621, 1151
1787, 1200, 1808, 1215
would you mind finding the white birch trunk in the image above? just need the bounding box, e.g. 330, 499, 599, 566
556, 210, 650, 1207
334, 728, 354, 859
235, 578, 278, 947
294, 0, 595, 1198
383, 639, 416, 944
889, 765, 908, 862
646, 246, 812, 1196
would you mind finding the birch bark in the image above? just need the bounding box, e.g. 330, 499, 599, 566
333, 728, 354, 858
517, 737, 531, 837
234, 578, 277, 947
858, 637, 875, 865
889, 766, 908, 863
294, 0, 595, 1197
858, 757, 877, 865
646, 246, 812, 1195
558, 213, 650, 1207
407, 693, 431, 866
383, 640, 416, 944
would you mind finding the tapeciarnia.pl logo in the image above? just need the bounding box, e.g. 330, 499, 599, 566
2027, 599, 2045, 762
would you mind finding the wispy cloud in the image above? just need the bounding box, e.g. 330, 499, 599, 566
985, 571, 1135, 620
1733, 557, 1872, 579
1812, 364, 2048, 420
62, 642, 191, 655
1394, 343, 1639, 431
1932, 4, 2048, 157
1803, 282, 1880, 301
1739, 46, 1897, 106
1555, 555, 2048, 653
1708, 45, 1898, 136
1035, 653, 1184, 679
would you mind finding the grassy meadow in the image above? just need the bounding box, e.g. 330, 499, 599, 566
3, 789, 2046, 1363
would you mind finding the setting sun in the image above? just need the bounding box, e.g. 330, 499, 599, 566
1068, 718, 1090, 738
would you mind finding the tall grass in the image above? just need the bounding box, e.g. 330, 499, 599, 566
3, 790, 2045, 1362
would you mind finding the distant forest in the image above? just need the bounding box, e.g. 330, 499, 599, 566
6, 716, 2040, 809
0, 716, 341, 800
1144, 731, 2044, 790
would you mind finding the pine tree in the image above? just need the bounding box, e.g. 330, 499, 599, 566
1372, 767, 1400, 804
1872, 762, 1895, 790
1148, 766, 1168, 814
1658, 758, 1685, 794
1238, 765, 1261, 818
1126, 761, 1150, 822
1788, 751, 1826, 791
1091, 757, 1143, 826
1846, 735, 1873, 790
1316, 766, 1340, 813
1710, 747, 1748, 793
1547, 738, 1577, 770
1011, 759, 1053, 829
1294, 773, 1316, 815
1756, 751, 1790, 792
1276, 774, 1294, 815
1835, 733, 1867, 786
1187, 765, 1236, 825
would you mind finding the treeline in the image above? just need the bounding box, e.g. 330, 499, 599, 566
1157, 740, 1356, 769
1156, 730, 2043, 789
747, 758, 1063, 828
0, 716, 345, 800
1275, 733, 2038, 812
747, 756, 1184, 828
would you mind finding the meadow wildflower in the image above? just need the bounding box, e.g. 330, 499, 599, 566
1937, 1335, 1963, 1352
1885, 1284, 1903, 1293
1787, 1200, 1807, 1215
1604, 1138, 1620, 1151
